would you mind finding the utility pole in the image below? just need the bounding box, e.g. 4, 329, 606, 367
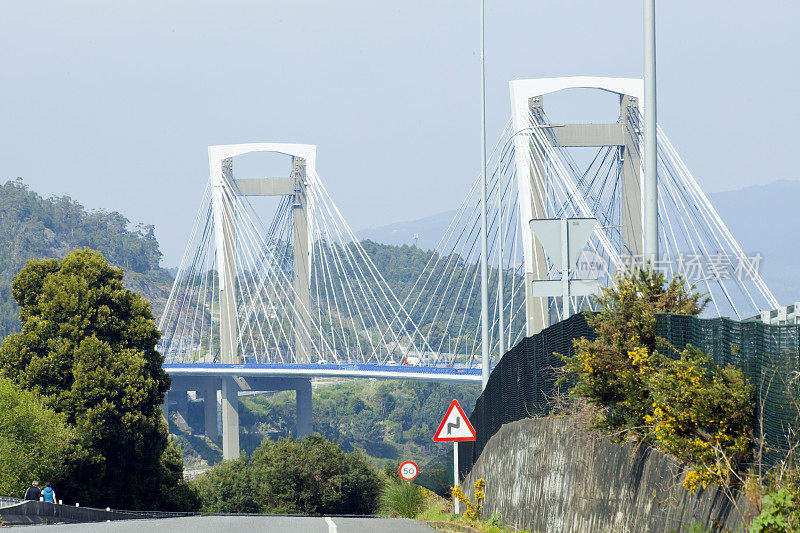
479, 0, 490, 391
643, 0, 659, 263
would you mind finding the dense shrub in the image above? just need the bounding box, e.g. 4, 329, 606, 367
750, 488, 800, 532
647, 346, 754, 491
190, 457, 258, 513
192, 434, 381, 515
564, 268, 706, 431
563, 268, 754, 492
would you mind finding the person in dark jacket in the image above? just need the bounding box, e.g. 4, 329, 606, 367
24, 481, 41, 501
41, 482, 56, 503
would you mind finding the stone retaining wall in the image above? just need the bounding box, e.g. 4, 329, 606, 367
462, 416, 755, 533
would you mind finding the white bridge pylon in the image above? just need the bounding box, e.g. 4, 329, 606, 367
510, 77, 645, 335
159, 142, 436, 366
510, 76, 777, 330
402, 76, 778, 363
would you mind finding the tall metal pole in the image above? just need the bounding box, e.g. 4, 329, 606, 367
643, 0, 659, 263
560, 218, 570, 320
497, 162, 505, 356
479, 0, 490, 390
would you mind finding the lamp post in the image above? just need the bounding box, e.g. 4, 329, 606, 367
479, 0, 490, 391
643, 0, 659, 263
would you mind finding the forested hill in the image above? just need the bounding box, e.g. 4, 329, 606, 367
0, 179, 173, 337
359, 240, 524, 350
0, 179, 506, 347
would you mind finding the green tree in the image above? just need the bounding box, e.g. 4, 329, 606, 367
0, 376, 75, 497
0, 248, 194, 510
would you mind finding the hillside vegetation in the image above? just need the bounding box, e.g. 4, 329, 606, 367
239, 380, 480, 460
357, 240, 524, 352
0, 179, 172, 337
178, 379, 480, 493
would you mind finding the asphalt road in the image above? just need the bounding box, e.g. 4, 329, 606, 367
11, 516, 438, 532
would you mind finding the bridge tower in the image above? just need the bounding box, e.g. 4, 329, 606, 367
209, 142, 316, 459
509, 77, 644, 335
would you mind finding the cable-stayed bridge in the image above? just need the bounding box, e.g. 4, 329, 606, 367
160, 77, 779, 460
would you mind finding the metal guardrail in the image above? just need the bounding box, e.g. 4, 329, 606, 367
0, 496, 23, 508
0, 496, 195, 519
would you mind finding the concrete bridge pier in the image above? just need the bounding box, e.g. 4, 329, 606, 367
166, 375, 314, 460
202, 388, 219, 442
163, 390, 190, 431
296, 378, 313, 438
174, 390, 188, 423
221, 377, 240, 460
217, 377, 314, 458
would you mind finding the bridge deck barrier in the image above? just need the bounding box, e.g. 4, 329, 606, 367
0, 500, 193, 525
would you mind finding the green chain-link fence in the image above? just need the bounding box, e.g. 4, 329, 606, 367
459, 313, 800, 478
657, 313, 800, 466
458, 313, 594, 477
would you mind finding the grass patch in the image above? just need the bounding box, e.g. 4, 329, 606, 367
414, 490, 534, 532
379, 480, 427, 518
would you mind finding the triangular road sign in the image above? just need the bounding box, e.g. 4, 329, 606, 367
433, 399, 476, 442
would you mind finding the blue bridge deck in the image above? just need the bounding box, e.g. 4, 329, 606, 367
163, 362, 486, 383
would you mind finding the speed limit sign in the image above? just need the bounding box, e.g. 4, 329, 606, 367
398, 460, 419, 481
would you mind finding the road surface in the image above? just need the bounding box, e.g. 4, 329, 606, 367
11, 515, 437, 532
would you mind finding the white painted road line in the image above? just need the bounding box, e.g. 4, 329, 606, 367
324, 516, 337, 533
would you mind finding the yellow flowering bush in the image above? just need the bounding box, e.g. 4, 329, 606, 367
450, 478, 486, 524
647, 346, 754, 492
563, 268, 754, 492
563, 268, 706, 432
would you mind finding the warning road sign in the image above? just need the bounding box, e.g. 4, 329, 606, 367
433, 399, 476, 442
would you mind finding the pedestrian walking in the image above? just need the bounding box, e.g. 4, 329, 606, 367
41, 482, 56, 503
24, 480, 41, 501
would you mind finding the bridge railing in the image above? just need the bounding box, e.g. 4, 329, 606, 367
0, 496, 22, 508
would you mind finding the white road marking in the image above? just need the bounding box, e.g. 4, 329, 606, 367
325, 516, 337, 533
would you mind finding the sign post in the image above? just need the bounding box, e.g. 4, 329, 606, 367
433, 399, 476, 514
452, 442, 458, 512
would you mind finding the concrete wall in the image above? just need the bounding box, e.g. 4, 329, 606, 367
462, 417, 755, 533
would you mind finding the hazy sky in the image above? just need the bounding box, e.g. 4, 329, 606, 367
2, 1, 797, 266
